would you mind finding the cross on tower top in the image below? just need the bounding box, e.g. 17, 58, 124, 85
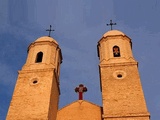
46, 25, 54, 37
107, 20, 117, 30
75, 84, 87, 100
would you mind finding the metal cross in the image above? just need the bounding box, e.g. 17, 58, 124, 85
75, 84, 87, 100
46, 25, 54, 37
107, 20, 116, 30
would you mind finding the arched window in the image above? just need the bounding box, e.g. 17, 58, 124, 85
35, 52, 43, 63
113, 46, 120, 57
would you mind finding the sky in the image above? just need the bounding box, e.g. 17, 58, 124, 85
0, 0, 160, 120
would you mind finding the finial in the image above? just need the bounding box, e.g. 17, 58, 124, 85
107, 20, 117, 30
75, 84, 87, 100
46, 25, 54, 37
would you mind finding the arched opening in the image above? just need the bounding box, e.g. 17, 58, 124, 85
113, 46, 120, 57
35, 52, 43, 63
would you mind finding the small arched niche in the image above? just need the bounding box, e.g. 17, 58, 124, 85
113, 46, 120, 57
35, 52, 43, 63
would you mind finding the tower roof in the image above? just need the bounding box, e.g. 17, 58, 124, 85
35, 36, 58, 44
103, 30, 125, 37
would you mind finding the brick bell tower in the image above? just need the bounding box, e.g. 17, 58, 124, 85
7, 36, 62, 120
97, 30, 150, 120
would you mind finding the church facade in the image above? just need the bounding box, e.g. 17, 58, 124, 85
6, 30, 150, 120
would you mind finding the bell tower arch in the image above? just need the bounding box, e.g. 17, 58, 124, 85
97, 30, 150, 120
7, 36, 62, 120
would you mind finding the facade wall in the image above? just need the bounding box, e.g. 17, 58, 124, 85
6, 69, 59, 120
100, 63, 149, 119
105, 116, 150, 120
57, 100, 102, 120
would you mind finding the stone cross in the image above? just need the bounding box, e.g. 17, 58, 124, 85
46, 25, 54, 37
75, 84, 87, 100
107, 20, 116, 30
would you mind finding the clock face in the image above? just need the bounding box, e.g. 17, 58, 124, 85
113, 70, 126, 79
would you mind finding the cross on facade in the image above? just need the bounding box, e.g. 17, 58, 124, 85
46, 25, 54, 37
75, 84, 87, 100
107, 20, 116, 30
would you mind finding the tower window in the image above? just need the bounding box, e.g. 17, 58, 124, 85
113, 46, 120, 57
33, 80, 38, 84
117, 74, 122, 78
35, 52, 43, 63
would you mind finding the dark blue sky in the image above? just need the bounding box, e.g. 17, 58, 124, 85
0, 0, 160, 120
